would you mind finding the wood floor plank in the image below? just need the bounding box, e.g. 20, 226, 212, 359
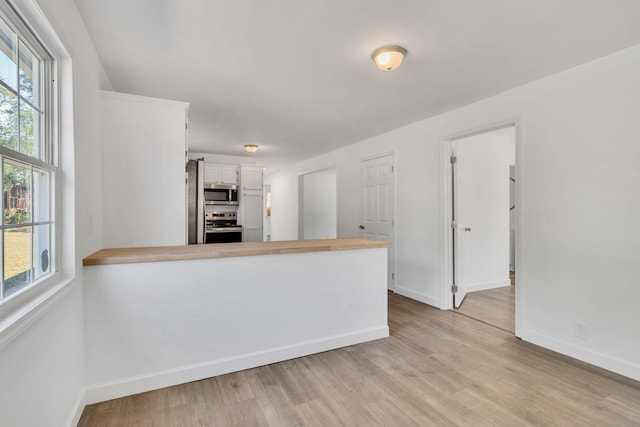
216, 371, 256, 406
243, 367, 306, 426
363, 398, 423, 427
294, 398, 345, 427
454, 277, 515, 333
77, 292, 640, 427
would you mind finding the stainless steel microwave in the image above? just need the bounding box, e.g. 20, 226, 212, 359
204, 184, 239, 205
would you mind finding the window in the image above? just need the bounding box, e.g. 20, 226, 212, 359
0, 5, 55, 302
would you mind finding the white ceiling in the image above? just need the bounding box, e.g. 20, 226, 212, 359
75, 0, 640, 171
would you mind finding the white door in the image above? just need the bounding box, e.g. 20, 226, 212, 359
452, 132, 511, 308
360, 154, 395, 290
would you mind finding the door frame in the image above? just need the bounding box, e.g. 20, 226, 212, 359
359, 150, 397, 292
440, 118, 523, 336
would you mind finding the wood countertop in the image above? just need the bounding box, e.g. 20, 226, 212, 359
83, 238, 392, 266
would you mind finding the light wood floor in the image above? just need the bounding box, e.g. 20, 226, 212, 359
454, 283, 515, 333
78, 292, 640, 426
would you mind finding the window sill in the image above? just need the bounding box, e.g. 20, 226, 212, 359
0, 272, 77, 350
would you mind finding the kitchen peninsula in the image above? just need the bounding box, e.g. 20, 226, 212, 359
82, 238, 390, 404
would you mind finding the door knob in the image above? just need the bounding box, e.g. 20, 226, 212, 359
359, 225, 365, 230
464, 227, 471, 232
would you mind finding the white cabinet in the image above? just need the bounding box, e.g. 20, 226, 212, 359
241, 192, 264, 242
220, 167, 238, 184
241, 166, 263, 191
101, 91, 189, 247
240, 166, 263, 242
204, 164, 238, 184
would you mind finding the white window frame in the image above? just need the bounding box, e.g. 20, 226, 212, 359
0, 0, 74, 348
0, 3, 56, 298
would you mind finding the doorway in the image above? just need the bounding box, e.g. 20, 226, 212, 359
359, 153, 396, 291
446, 124, 517, 332
298, 167, 337, 240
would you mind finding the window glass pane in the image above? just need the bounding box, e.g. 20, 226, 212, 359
0, 7, 57, 300
0, 16, 17, 90
0, 84, 18, 151
33, 223, 49, 280
18, 40, 39, 105
4, 226, 32, 297
32, 168, 49, 222
19, 100, 39, 158
0, 8, 54, 301
3, 160, 31, 224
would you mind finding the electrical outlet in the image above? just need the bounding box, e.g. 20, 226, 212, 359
574, 322, 588, 339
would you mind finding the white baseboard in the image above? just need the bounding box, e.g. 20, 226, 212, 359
466, 278, 511, 293
519, 329, 640, 382
67, 390, 86, 427
394, 287, 443, 309
85, 325, 389, 404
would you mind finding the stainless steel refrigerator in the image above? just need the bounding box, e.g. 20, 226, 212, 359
186, 158, 205, 244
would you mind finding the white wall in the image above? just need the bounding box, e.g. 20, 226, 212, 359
101, 92, 188, 248
0, 0, 110, 425
0, 286, 85, 426
267, 43, 640, 381
300, 168, 337, 240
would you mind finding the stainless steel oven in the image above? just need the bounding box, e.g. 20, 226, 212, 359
204, 211, 243, 243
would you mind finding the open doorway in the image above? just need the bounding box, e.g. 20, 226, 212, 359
298, 167, 337, 240
447, 124, 516, 333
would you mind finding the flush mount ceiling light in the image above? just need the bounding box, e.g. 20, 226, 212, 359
372, 45, 407, 71
244, 144, 258, 153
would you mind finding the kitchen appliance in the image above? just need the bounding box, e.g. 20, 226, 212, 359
204, 183, 238, 206
186, 158, 205, 244
205, 209, 243, 243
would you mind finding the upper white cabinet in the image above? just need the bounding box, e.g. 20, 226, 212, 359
241, 166, 263, 191
204, 164, 238, 185
220, 166, 238, 184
